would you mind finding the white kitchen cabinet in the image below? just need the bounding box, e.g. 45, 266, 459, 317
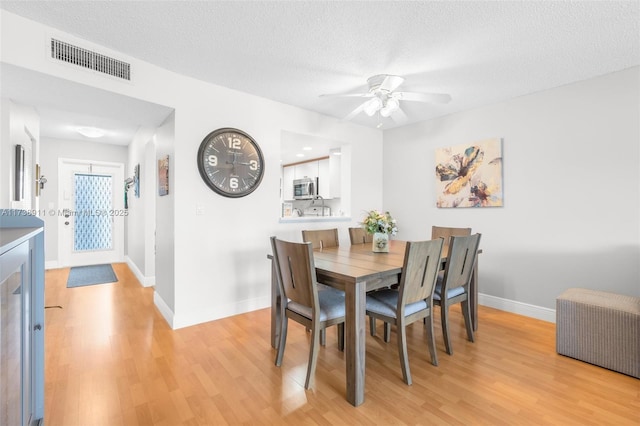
0, 210, 45, 426
294, 161, 318, 180
329, 155, 341, 199
317, 158, 330, 198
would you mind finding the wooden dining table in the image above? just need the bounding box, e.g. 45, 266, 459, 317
269, 239, 480, 407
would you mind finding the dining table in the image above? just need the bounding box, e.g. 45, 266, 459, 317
269, 239, 480, 407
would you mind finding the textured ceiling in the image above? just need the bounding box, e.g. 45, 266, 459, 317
1, 1, 638, 147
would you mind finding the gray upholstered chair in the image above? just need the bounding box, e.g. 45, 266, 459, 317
365, 238, 444, 385
348, 227, 373, 245
433, 233, 482, 355
270, 236, 345, 389
302, 228, 339, 250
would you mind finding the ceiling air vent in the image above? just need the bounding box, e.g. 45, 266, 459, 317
50, 38, 131, 81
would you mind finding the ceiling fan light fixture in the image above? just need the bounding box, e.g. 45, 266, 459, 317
363, 97, 383, 116
380, 98, 399, 117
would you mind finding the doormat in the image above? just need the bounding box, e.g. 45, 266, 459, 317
67, 264, 117, 288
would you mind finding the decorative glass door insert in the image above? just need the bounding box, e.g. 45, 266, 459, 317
73, 173, 113, 252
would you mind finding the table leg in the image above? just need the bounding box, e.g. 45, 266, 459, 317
270, 256, 281, 349
470, 257, 478, 331
345, 280, 366, 406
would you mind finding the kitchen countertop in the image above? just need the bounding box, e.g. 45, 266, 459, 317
279, 216, 352, 224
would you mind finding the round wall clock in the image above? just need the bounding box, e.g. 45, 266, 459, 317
197, 128, 265, 198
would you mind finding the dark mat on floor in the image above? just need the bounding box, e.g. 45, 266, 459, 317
67, 264, 117, 288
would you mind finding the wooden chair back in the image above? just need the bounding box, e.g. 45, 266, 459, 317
398, 238, 444, 307
302, 228, 339, 250
431, 226, 471, 250
441, 233, 482, 294
348, 227, 372, 244
270, 237, 318, 313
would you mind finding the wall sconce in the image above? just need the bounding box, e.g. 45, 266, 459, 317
124, 177, 134, 191
34, 163, 47, 197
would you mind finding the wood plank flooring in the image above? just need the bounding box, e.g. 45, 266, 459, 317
44, 263, 639, 425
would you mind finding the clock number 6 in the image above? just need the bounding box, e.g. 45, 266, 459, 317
230, 177, 239, 189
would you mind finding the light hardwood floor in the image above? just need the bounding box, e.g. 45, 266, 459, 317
44, 263, 639, 425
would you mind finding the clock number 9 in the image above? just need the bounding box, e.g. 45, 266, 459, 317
249, 160, 258, 171
208, 155, 218, 167
228, 137, 242, 149
230, 177, 239, 189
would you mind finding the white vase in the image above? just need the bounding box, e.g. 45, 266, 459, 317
372, 232, 389, 253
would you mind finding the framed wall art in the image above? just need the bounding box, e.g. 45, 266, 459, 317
435, 138, 503, 208
14, 144, 25, 201
158, 155, 169, 196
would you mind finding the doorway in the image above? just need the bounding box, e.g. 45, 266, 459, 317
58, 158, 125, 267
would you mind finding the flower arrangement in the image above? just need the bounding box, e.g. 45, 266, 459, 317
362, 210, 398, 236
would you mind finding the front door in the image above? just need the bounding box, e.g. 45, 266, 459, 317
58, 159, 125, 267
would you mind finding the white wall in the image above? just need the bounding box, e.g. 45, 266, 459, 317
0, 99, 39, 210
383, 67, 640, 318
126, 127, 156, 286
38, 138, 128, 266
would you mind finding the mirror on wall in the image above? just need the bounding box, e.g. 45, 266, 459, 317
280, 131, 350, 219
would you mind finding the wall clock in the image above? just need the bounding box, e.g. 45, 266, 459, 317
197, 128, 265, 198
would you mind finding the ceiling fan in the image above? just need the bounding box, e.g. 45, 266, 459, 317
321, 74, 451, 124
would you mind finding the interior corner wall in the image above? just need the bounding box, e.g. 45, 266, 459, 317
382, 67, 640, 313
153, 112, 175, 324
126, 127, 156, 286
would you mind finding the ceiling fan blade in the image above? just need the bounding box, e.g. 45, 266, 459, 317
377, 75, 405, 92
320, 86, 374, 98
391, 107, 408, 124
344, 101, 367, 121
395, 92, 452, 104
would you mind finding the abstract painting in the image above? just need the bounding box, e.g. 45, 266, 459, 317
435, 138, 503, 208
158, 155, 169, 196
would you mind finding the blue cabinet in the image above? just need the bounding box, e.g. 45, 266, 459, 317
1, 210, 44, 426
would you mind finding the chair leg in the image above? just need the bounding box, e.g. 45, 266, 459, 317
425, 314, 438, 366
461, 300, 475, 342
397, 319, 411, 385
369, 316, 376, 336
337, 323, 345, 352
305, 325, 321, 389
275, 318, 288, 366
383, 322, 391, 343
440, 303, 453, 355
308, 327, 325, 346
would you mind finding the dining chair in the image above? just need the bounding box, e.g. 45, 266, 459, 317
302, 228, 339, 250
348, 227, 373, 245
433, 233, 482, 355
301, 228, 340, 345
270, 236, 346, 389
431, 226, 471, 250
365, 238, 444, 385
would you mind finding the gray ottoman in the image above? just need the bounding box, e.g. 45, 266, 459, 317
556, 288, 640, 379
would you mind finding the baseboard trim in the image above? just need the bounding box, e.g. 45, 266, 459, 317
125, 256, 155, 287
45, 260, 59, 270
479, 293, 556, 323
172, 296, 271, 330
154, 291, 175, 328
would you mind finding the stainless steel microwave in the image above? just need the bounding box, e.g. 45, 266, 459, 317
293, 177, 317, 200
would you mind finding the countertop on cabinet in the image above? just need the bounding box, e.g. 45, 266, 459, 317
279, 216, 352, 224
